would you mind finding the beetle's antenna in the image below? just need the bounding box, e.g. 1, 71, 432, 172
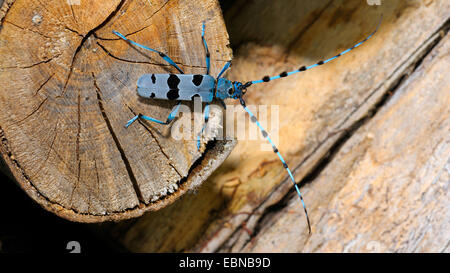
112, 30, 185, 74
248, 15, 382, 86
239, 98, 311, 233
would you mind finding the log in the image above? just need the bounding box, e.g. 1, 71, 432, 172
0, 0, 234, 222
101, 0, 449, 252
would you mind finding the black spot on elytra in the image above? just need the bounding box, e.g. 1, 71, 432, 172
192, 75, 203, 86
262, 76, 270, 82
167, 74, 180, 89
167, 89, 179, 100
167, 74, 180, 100
228, 88, 233, 95
150, 93, 155, 98
151, 74, 156, 84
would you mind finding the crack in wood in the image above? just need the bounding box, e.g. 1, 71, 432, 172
4, 19, 53, 39
72, 86, 82, 208
60, 0, 126, 96
0, 54, 60, 69
126, 105, 183, 179
12, 97, 48, 125
34, 73, 54, 96
145, 0, 170, 22
69, 3, 76, 24
65, 26, 83, 37
0, 0, 16, 32
92, 72, 145, 204
96, 0, 171, 41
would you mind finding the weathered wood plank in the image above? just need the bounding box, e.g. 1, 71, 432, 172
0, 0, 234, 222
242, 31, 450, 253
103, 0, 449, 252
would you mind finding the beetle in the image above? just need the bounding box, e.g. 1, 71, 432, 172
113, 17, 381, 233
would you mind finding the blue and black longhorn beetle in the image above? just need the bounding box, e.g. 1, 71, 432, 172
113, 17, 381, 233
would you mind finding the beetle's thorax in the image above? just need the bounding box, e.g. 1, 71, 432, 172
215, 78, 234, 99
215, 79, 251, 100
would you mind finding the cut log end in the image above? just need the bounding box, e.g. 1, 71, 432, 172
0, 0, 234, 222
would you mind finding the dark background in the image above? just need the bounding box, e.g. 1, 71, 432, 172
0, 170, 121, 253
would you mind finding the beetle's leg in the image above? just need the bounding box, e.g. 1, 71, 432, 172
112, 30, 184, 74
217, 98, 227, 109
197, 103, 210, 151
202, 22, 210, 75
125, 102, 181, 128
217, 61, 231, 79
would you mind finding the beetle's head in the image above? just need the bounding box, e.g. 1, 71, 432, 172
216, 79, 252, 100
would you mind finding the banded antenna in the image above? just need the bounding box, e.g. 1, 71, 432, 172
248, 15, 383, 86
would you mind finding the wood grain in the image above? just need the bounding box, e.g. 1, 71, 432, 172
0, 0, 234, 222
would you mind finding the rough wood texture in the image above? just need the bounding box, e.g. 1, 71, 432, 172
101, 0, 449, 252
242, 32, 450, 253
0, 0, 234, 222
